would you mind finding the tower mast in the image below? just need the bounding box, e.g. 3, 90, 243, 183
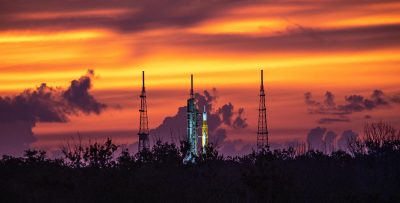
183, 74, 199, 164
257, 69, 269, 151
138, 71, 150, 151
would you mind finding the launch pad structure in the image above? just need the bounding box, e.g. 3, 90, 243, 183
183, 74, 199, 164
257, 69, 269, 151
138, 71, 150, 151
136, 69, 267, 158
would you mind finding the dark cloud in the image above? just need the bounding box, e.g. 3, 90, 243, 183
337, 130, 358, 152
150, 106, 187, 141
0, 0, 246, 32
0, 70, 106, 156
0, 0, 395, 33
1, 1, 399, 54
172, 24, 400, 53
325, 131, 337, 154
195, 88, 217, 116
233, 108, 248, 129
0, 83, 67, 123
150, 88, 248, 148
219, 103, 234, 126
306, 127, 356, 153
307, 127, 326, 151
63, 70, 106, 114
324, 91, 335, 107
304, 92, 320, 106
305, 89, 400, 124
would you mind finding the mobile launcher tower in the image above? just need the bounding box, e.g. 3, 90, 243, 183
183, 74, 199, 164
183, 74, 209, 164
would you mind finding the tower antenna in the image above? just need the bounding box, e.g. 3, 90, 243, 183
257, 69, 269, 151
138, 71, 150, 151
190, 74, 194, 97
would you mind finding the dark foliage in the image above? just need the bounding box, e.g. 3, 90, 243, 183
1, 123, 400, 202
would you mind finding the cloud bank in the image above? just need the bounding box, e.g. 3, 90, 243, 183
0, 70, 106, 155
304, 90, 400, 124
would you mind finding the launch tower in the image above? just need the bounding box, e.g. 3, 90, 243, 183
138, 71, 150, 151
183, 74, 199, 164
257, 70, 269, 151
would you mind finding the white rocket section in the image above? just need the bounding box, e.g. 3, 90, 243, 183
202, 105, 208, 154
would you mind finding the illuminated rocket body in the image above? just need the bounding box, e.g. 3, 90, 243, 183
183, 74, 198, 164
201, 106, 208, 154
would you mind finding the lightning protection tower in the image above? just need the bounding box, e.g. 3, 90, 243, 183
257, 69, 269, 151
183, 74, 199, 164
138, 71, 150, 151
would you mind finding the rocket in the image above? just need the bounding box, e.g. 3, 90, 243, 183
202, 105, 209, 154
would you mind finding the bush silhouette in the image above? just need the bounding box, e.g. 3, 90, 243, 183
1, 122, 400, 202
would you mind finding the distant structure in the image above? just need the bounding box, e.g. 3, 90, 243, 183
201, 106, 209, 154
183, 74, 199, 164
257, 69, 269, 151
138, 71, 150, 151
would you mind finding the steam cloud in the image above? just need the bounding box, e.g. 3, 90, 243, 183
306, 127, 356, 153
0, 70, 106, 155
150, 88, 248, 147
304, 90, 400, 124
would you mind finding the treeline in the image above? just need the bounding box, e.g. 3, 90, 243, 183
1, 122, 400, 202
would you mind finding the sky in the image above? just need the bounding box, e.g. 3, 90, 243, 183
0, 0, 400, 156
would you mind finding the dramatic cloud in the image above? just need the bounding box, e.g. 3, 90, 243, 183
305, 90, 400, 124
150, 88, 248, 148
219, 103, 234, 126
306, 127, 355, 153
62, 70, 106, 114
0, 70, 106, 155
233, 108, 248, 129
325, 131, 338, 154
337, 130, 359, 152
1, 0, 400, 54
307, 127, 326, 151
169, 24, 400, 53
0, 0, 243, 32
304, 92, 320, 106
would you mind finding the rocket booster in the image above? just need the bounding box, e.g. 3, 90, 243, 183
202, 105, 209, 154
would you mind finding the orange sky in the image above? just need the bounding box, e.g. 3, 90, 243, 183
1, 0, 400, 155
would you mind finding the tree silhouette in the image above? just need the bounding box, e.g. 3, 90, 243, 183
1, 125, 400, 202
